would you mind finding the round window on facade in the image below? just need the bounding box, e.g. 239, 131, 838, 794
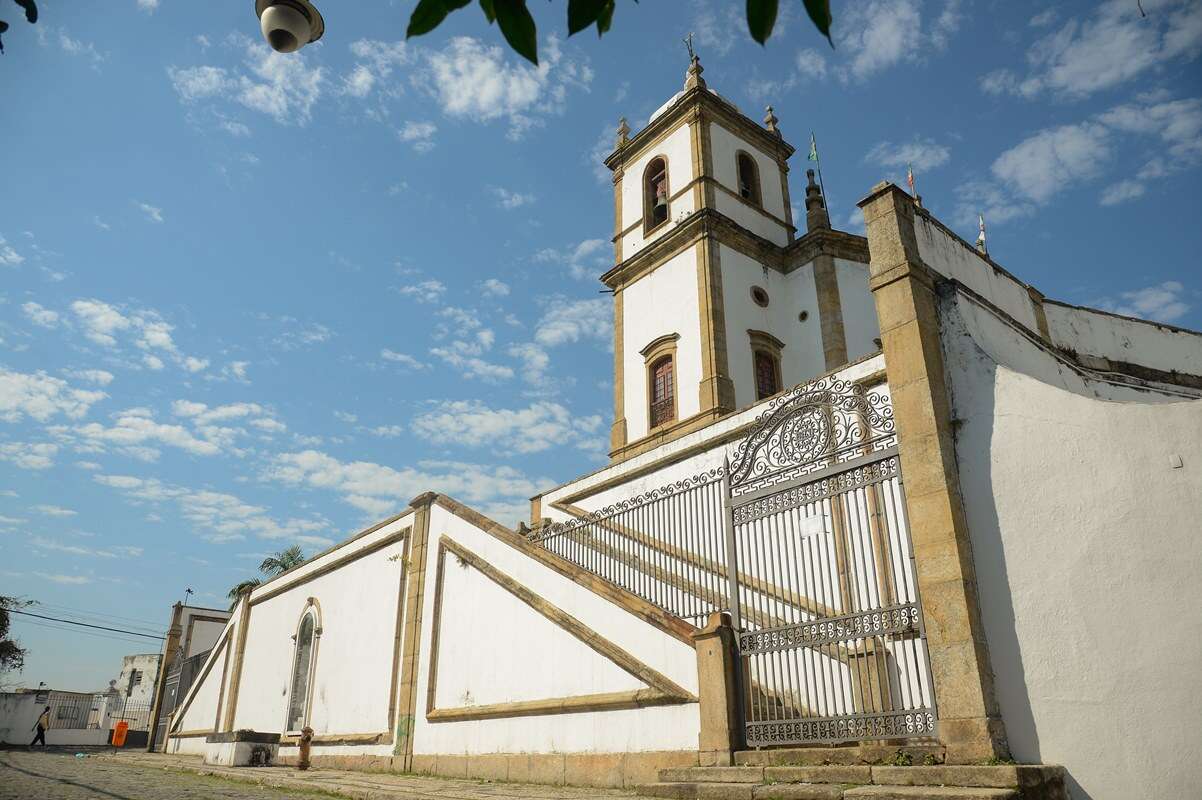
751, 286, 770, 307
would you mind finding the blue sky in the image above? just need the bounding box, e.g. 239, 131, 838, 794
1, 0, 1199, 690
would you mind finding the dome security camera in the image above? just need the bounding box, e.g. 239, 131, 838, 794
255, 0, 324, 54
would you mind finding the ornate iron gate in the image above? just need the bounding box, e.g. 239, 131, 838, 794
723, 376, 938, 747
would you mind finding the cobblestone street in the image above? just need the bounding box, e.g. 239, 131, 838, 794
0, 749, 642, 800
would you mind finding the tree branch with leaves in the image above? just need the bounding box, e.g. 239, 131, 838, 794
227, 545, 307, 609
405, 0, 833, 65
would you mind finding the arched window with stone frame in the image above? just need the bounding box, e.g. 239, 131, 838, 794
747, 329, 785, 401
640, 333, 679, 431
736, 151, 762, 206
285, 598, 322, 733
643, 156, 670, 232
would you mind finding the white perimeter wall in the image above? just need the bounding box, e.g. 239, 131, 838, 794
0, 693, 115, 746
913, 209, 1201, 380
623, 245, 702, 440
233, 517, 411, 737
410, 504, 700, 755
619, 125, 696, 257
943, 295, 1202, 800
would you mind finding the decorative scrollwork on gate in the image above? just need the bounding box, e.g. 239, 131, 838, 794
727, 375, 895, 496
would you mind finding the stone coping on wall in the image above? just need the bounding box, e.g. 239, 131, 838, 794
205, 730, 280, 744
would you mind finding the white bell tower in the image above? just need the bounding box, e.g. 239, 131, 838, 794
601, 56, 878, 463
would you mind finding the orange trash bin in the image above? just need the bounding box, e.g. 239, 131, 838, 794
111, 720, 129, 747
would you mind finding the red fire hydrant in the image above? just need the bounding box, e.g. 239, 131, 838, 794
297, 726, 314, 771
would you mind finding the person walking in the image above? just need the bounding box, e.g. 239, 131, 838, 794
30, 705, 50, 747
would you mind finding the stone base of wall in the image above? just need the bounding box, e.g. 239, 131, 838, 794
276, 749, 701, 789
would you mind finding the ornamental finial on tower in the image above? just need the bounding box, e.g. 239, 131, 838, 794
616, 117, 630, 148
805, 169, 831, 232
763, 106, 781, 137
683, 32, 706, 90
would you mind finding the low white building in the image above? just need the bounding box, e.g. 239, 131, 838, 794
163, 60, 1202, 800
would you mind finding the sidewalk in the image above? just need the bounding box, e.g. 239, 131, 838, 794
95, 751, 644, 799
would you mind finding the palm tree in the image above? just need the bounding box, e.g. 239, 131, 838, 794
226, 579, 262, 610
258, 545, 305, 576
226, 546, 306, 609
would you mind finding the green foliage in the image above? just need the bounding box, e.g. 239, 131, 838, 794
228, 545, 307, 609
405, 0, 833, 65
0, 0, 39, 55
258, 544, 306, 576
886, 750, 914, 766
0, 595, 34, 677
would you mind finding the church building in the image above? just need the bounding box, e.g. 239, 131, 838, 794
161, 58, 1202, 800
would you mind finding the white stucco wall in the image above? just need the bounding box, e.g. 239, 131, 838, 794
942, 294, 1202, 800
234, 518, 411, 737
720, 247, 826, 409
708, 122, 789, 246
619, 126, 696, 257
913, 214, 1041, 332
622, 245, 703, 440
834, 258, 880, 361
1043, 301, 1202, 376
410, 504, 700, 755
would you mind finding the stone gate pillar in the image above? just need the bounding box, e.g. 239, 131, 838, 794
858, 182, 1009, 763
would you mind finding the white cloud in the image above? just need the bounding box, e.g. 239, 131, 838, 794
380, 349, 426, 370
70, 298, 208, 373
368, 424, 405, 438
693, 0, 744, 57
267, 316, 333, 350
22, 302, 60, 328
396, 279, 446, 304
422, 35, 592, 140
225, 361, 251, 382
1096, 281, 1191, 323
137, 202, 164, 224
34, 572, 92, 585
95, 472, 330, 544
429, 345, 514, 382
964, 94, 1202, 223
0, 442, 59, 470
30, 536, 142, 559
865, 137, 951, 172
33, 504, 77, 517
0, 235, 26, 266
0, 368, 106, 423
64, 369, 115, 386
479, 278, 510, 297
796, 48, 829, 79
534, 297, 611, 347
67, 408, 227, 460
167, 36, 325, 127
1099, 179, 1147, 206
343, 39, 411, 99
411, 400, 603, 455
137, 0, 160, 12
534, 238, 609, 280
981, 0, 1202, 99
58, 30, 105, 68
397, 120, 438, 152
264, 450, 550, 527
490, 186, 535, 209
334, 410, 358, 424
838, 0, 922, 81
993, 122, 1111, 204
506, 342, 551, 384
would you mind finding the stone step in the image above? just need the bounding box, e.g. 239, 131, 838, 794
869, 765, 1064, 791
844, 788, 1017, 800
637, 784, 1017, 800
735, 745, 946, 767
659, 766, 766, 783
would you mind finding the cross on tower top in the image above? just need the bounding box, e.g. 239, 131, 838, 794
683, 32, 695, 61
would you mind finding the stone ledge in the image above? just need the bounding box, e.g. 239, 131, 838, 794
204, 730, 280, 744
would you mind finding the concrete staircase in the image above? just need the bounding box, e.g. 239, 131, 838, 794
637, 750, 1068, 800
